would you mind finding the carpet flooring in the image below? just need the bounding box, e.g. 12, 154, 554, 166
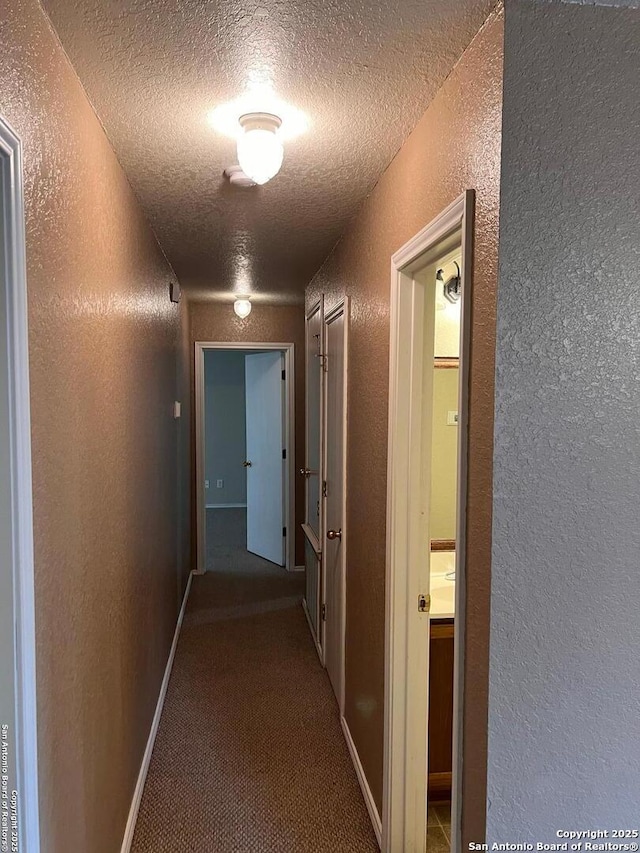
130, 509, 379, 852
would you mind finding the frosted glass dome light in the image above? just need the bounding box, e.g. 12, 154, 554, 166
233, 298, 252, 319
237, 113, 284, 185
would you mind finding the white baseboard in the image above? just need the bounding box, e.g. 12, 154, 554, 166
205, 502, 247, 509
288, 563, 305, 573
341, 716, 382, 848
120, 570, 194, 853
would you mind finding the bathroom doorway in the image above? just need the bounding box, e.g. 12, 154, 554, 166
383, 192, 473, 853
194, 342, 296, 574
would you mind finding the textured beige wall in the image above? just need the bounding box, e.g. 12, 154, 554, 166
0, 2, 190, 851
306, 9, 503, 841
189, 302, 306, 566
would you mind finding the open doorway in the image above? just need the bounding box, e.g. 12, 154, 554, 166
195, 342, 296, 574
383, 192, 473, 853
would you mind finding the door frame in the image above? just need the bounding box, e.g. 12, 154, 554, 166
383, 191, 474, 853
322, 298, 349, 714
303, 296, 324, 550
194, 341, 296, 573
0, 117, 41, 851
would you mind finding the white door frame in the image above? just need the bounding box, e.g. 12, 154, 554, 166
0, 117, 41, 852
194, 341, 296, 573
303, 296, 324, 551
322, 298, 349, 714
383, 191, 474, 853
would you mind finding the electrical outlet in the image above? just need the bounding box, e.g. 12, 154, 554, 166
204, 480, 209, 489
447, 411, 459, 426
216, 479, 224, 488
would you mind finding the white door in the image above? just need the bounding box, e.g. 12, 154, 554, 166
245, 351, 285, 565
323, 301, 348, 707
303, 299, 324, 649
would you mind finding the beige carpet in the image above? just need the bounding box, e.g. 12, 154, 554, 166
130, 509, 379, 852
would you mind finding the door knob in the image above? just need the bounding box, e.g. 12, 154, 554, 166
243, 460, 252, 468
327, 529, 342, 541
299, 468, 318, 477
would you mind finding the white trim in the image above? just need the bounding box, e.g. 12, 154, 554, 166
205, 502, 247, 509
383, 191, 474, 853
120, 570, 194, 853
0, 116, 41, 853
391, 193, 467, 270
292, 564, 305, 572
195, 342, 295, 574
341, 716, 382, 848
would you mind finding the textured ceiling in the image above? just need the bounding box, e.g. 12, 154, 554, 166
42, 0, 495, 303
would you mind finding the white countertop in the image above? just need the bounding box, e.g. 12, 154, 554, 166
430, 550, 456, 619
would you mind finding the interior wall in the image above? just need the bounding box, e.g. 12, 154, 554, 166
190, 302, 306, 566
434, 256, 463, 358
430, 368, 459, 541
305, 9, 503, 840
0, 2, 190, 851
488, 0, 640, 836
204, 350, 247, 507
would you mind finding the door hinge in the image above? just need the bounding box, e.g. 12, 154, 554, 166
322, 604, 326, 621
418, 594, 431, 613
283, 526, 287, 537
322, 480, 328, 497
282, 369, 286, 380
282, 448, 286, 460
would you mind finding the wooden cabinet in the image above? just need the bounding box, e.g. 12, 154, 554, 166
428, 619, 454, 799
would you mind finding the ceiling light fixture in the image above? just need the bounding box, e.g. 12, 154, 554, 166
209, 88, 307, 141
233, 297, 252, 319
236, 112, 283, 185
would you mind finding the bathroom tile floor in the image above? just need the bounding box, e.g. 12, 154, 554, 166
427, 800, 451, 852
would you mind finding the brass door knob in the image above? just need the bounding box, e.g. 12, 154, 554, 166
243, 460, 252, 468
327, 529, 342, 541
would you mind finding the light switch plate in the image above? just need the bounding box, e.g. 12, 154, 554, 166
173, 401, 181, 419
447, 410, 459, 425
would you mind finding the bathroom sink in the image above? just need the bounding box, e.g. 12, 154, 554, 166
429, 551, 456, 618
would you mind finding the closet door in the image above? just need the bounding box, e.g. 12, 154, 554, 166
323, 300, 348, 709
302, 297, 324, 654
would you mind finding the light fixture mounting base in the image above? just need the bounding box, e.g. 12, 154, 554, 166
238, 112, 283, 133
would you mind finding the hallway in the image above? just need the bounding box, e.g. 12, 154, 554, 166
5, 0, 640, 849
130, 543, 379, 852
